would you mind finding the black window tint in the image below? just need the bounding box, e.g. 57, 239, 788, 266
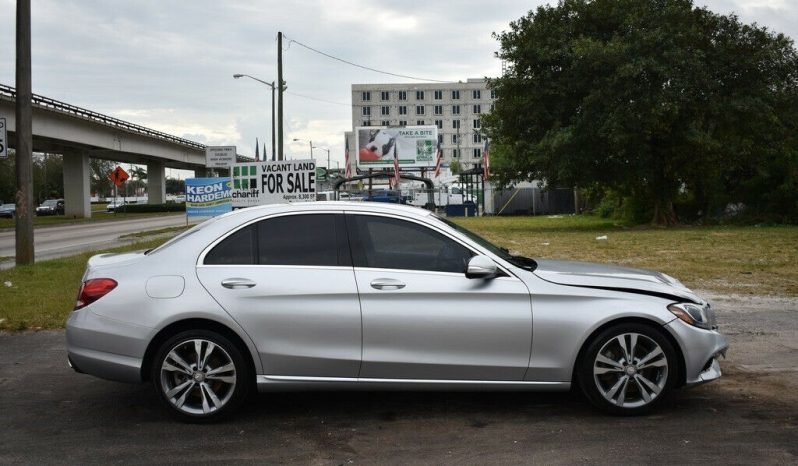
257, 214, 341, 266
348, 215, 472, 273
204, 224, 256, 265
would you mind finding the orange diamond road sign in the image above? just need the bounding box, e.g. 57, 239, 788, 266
108, 166, 130, 187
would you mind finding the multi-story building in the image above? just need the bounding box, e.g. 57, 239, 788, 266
350, 78, 496, 169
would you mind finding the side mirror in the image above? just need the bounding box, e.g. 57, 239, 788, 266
466, 255, 498, 279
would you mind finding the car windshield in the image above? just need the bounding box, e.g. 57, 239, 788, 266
432, 214, 537, 271
42, 200, 59, 206
1, 204, 13, 209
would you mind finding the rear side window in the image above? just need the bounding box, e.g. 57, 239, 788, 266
203, 224, 257, 265
204, 214, 349, 266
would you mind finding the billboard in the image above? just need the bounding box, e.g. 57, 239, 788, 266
205, 146, 236, 168
355, 126, 437, 168
186, 177, 233, 217
231, 159, 316, 207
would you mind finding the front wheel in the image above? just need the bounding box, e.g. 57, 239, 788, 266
151, 330, 252, 422
578, 323, 678, 415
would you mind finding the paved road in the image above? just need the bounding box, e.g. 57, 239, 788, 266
0, 215, 187, 264
0, 293, 795, 464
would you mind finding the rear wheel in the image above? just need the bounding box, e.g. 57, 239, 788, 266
151, 329, 251, 422
578, 323, 678, 415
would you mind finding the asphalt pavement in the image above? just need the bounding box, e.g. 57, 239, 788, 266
0, 293, 796, 465
0, 214, 188, 265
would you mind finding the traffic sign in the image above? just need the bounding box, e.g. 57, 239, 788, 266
108, 166, 130, 187
0, 117, 7, 159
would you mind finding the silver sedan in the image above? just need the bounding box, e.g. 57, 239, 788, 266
66, 202, 727, 421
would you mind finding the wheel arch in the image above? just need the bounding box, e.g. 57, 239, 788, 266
141, 318, 258, 383
571, 317, 686, 388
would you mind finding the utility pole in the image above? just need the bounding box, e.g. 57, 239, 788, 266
271, 82, 276, 161
277, 32, 284, 161
15, 0, 34, 265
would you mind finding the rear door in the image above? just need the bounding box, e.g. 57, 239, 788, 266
196, 212, 362, 377
347, 213, 532, 381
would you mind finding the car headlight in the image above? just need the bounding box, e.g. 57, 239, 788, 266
668, 302, 717, 330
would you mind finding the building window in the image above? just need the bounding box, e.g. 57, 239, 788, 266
473, 148, 482, 158
452, 134, 459, 144
490, 103, 495, 112
434, 90, 443, 100
362, 106, 371, 116
381, 91, 390, 101
416, 105, 425, 115
473, 90, 481, 99
399, 105, 407, 115
452, 148, 461, 158
473, 104, 481, 114
452, 90, 460, 100
473, 119, 481, 129
434, 105, 443, 115
362, 121, 371, 126
490, 89, 497, 99
362, 91, 371, 101
452, 105, 460, 115
435, 119, 443, 129
452, 119, 460, 129
381, 120, 390, 126
398, 91, 407, 101
473, 133, 482, 143
416, 90, 425, 100
381, 106, 390, 116
399, 120, 407, 126
417, 120, 425, 125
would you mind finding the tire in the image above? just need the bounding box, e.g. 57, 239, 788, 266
151, 329, 252, 422
577, 323, 679, 415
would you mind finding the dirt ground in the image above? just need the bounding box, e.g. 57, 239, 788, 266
0, 292, 796, 465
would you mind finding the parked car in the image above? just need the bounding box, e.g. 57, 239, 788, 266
66, 202, 727, 421
35, 198, 64, 216
106, 199, 127, 212
0, 203, 16, 218
364, 190, 404, 204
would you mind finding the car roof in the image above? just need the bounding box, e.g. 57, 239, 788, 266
225, 201, 433, 220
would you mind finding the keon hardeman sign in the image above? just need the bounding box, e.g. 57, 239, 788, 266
185, 177, 233, 218
231, 159, 316, 207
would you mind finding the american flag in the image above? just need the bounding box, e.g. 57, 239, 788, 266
434, 140, 443, 178
392, 142, 400, 188
483, 138, 490, 180
344, 136, 351, 179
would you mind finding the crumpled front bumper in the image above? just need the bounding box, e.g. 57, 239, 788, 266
665, 318, 728, 387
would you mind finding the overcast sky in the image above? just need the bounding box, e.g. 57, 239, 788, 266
1, 0, 796, 175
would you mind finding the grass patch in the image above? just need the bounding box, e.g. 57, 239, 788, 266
454, 216, 798, 297
0, 211, 183, 229
1, 214, 796, 331
0, 238, 169, 331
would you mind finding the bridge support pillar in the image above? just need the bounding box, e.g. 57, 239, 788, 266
63, 151, 91, 218
193, 167, 208, 178
147, 162, 166, 204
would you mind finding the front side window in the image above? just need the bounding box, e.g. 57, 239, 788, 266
347, 215, 473, 273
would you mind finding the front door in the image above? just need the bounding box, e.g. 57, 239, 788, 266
347, 213, 532, 381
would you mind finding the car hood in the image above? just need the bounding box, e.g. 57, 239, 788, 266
532, 259, 703, 304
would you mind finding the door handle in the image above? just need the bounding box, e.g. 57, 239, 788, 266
221, 278, 257, 289
370, 278, 406, 290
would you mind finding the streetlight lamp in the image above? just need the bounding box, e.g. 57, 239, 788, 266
292, 138, 314, 159
233, 74, 277, 161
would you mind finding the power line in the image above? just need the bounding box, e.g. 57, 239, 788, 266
284, 35, 453, 83
285, 90, 349, 107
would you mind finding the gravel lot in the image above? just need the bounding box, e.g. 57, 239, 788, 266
1, 291, 795, 465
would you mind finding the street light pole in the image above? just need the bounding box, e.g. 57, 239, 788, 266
313, 147, 330, 169
293, 138, 314, 159
233, 73, 276, 161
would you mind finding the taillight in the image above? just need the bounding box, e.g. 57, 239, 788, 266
75, 278, 118, 310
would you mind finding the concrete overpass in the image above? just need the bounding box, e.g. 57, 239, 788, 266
0, 84, 218, 218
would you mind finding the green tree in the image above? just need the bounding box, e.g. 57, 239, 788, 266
90, 158, 115, 198
485, 0, 798, 224
165, 177, 185, 195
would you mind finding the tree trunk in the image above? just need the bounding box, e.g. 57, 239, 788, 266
651, 198, 679, 226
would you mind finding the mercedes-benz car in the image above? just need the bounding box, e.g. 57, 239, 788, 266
35, 198, 64, 216
66, 202, 727, 421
